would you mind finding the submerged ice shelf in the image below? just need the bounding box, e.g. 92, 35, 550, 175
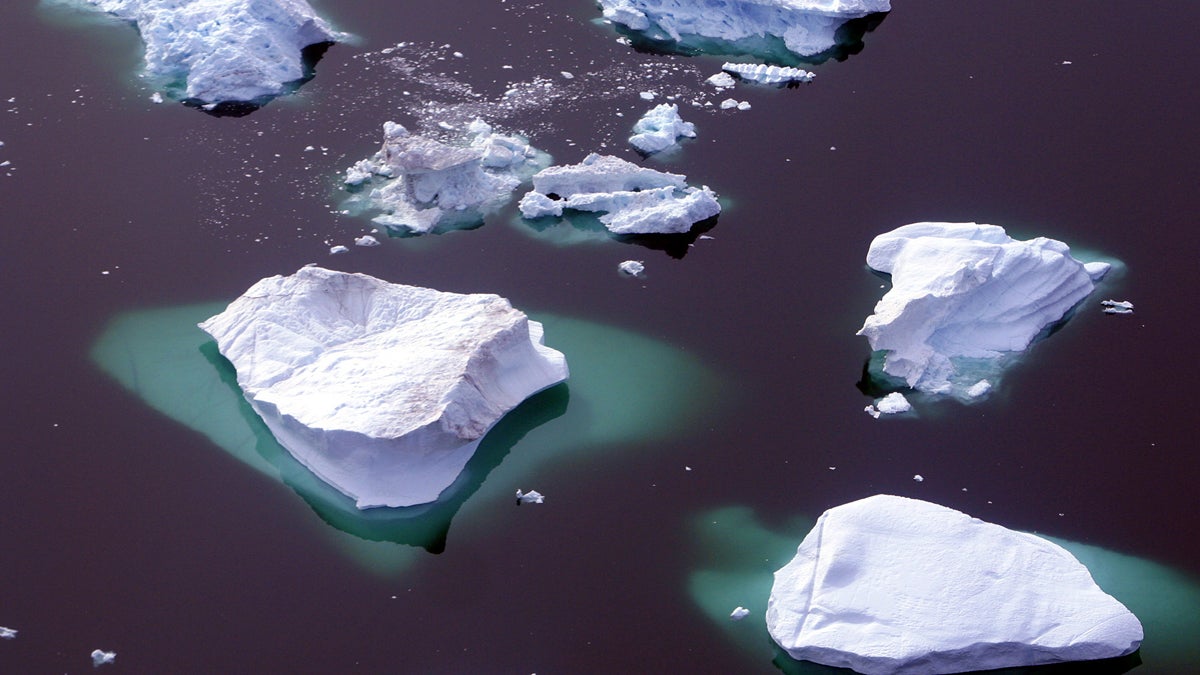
858, 222, 1110, 399
64, 0, 345, 106
198, 266, 568, 509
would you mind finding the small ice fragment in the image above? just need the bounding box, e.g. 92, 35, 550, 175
913, 475, 924, 482
304, 145, 315, 152
730, 607, 750, 621
719, 98, 739, 109
639, 91, 656, 100
437, 121, 455, 130
91, 650, 116, 667
453, 51, 464, 58
685, 466, 692, 471
354, 235, 380, 247
560, 71, 575, 79
966, 380, 992, 398
706, 72, 736, 89
1061, 60, 1073, 65
619, 260, 645, 277
0, 626, 16, 639
1101, 299, 1134, 314
876, 392, 911, 415
329, 245, 349, 254
150, 92, 163, 104
737, 101, 751, 111
515, 489, 544, 504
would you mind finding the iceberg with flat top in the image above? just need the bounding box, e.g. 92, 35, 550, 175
598, 0, 890, 61
519, 153, 719, 235
767, 494, 1143, 674
198, 266, 569, 509
858, 222, 1110, 399
629, 103, 696, 154
63, 0, 345, 106
344, 120, 549, 235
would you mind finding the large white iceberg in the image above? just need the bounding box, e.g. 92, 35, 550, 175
344, 120, 549, 235
519, 153, 719, 235
67, 0, 345, 105
858, 222, 1110, 398
198, 266, 569, 509
767, 494, 1143, 674
629, 103, 696, 154
598, 0, 890, 59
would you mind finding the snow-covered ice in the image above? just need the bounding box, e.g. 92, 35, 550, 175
198, 267, 569, 509
730, 606, 750, 621
91, 649, 116, 666
598, 0, 891, 59
723, 62, 814, 84
68, 0, 345, 105
329, 245, 349, 254
767, 495, 1143, 674
1102, 299, 1134, 315
629, 103, 696, 154
344, 120, 549, 235
864, 391, 910, 418
354, 235, 380, 247
0, 626, 15, 639
520, 153, 719, 235
619, 260, 645, 276
858, 222, 1110, 399
706, 72, 736, 89
515, 489, 545, 504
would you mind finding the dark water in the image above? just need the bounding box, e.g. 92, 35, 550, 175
2, 1, 1199, 672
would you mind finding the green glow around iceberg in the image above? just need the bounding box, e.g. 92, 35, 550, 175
687, 507, 1199, 674
91, 302, 720, 574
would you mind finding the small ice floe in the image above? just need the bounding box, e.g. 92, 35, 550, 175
515, 489, 544, 504
91, 649, 116, 667
561, 71, 575, 79
1101, 299, 1134, 315
730, 606, 751, 621
966, 380, 992, 399
619, 260, 645, 277
354, 235, 380, 247
722, 62, 814, 85
1061, 60, 1073, 65
719, 98, 740, 109
913, 475, 924, 482
329, 245, 349, 254
150, 92, 163, 104
639, 90, 656, 100
865, 392, 911, 419
706, 72, 736, 89
0, 626, 16, 639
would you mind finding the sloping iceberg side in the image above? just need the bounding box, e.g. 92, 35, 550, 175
766, 495, 1143, 675
857, 222, 1110, 397
344, 120, 550, 235
598, 0, 890, 60
198, 266, 569, 509
71, 0, 345, 105
519, 153, 719, 235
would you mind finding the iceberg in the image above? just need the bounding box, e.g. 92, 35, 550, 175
629, 103, 696, 154
767, 495, 1143, 674
863, 391, 909, 418
519, 153, 720, 235
722, 62, 814, 85
857, 222, 1110, 398
198, 266, 569, 509
618, 260, 645, 276
65, 0, 345, 107
344, 120, 550, 235
598, 0, 891, 62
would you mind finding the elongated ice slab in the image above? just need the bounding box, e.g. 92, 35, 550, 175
722, 62, 814, 84
198, 266, 569, 509
767, 495, 1143, 674
858, 222, 1110, 398
65, 0, 345, 105
520, 153, 719, 235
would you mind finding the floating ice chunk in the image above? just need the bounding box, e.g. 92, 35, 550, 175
865, 391, 910, 418
329, 245, 349, 254
857, 222, 1110, 398
0, 626, 15, 639
561, 71, 575, 79
598, 0, 890, 58
619, 260, 645, 276
719, 98, 740, 110
67, 0, 346, 105
966, 379, 992, 398
722, 62, 814, 84
629, 103, 696, 154
343, 120, 549, 235
91, 649, 116, 666
706, 72, 736, 89
730, 606, 750, 621
639, 91, 656, 100
913, 474, 924, 482
1101, 299, 1134, 315
767, 495, 1143, 674
515, 489, 545, 504
198, 267, 569, 508
520, 153, 720, 235
354, 235, 380, 247
149, 91, 163, 103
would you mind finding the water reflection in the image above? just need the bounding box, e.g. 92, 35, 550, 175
687, 507, 1200, 673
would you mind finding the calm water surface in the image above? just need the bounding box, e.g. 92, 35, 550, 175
1, 1, 1198, 672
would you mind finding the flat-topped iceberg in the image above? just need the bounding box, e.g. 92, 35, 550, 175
629, 103, 696, 154
598, 0, 890, 61
66, 0, 345, 106
767, 495, 1143, 674
198, 266, 568, 509
858, 222, 1110, 398
344, 120, 549, 235
519, 153, 719, 235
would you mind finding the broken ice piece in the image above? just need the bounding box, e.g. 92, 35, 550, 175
354, 235, 380, 247
966, 380, 992, 398
619, 260, 645, 277
706, 72, 736, 89
329, 245, 349, 254
150, 92, 163, 104
91, 649, 116, 667
865, 392, 911, 418
913, 475, 924, 482
515, 489, 545, 504
1101, 299, 1134, 315
0, 626, 16, 639
730, 606, 750, 621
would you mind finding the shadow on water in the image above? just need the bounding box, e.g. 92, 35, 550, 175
517, 210, 718, 258
183, 41, 334, 117
197, 340, 569, 552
